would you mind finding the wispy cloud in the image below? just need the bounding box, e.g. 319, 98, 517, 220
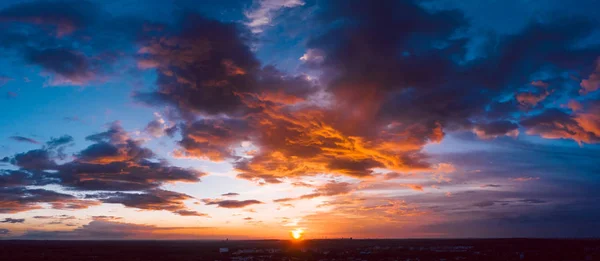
9, 136, 40, 144
245, 0, 305, 33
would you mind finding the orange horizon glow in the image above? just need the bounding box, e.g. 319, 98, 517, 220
290, 228, 304, 240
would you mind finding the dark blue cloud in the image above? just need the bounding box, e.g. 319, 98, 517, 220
1, 122, 205, 214
205, 199, 264, 208
0, 218, 25, 223
0, 187, 98, 213
9, 136, 40, 144
11, 149, 56, 170
415, 132, 600, 237
0, 0, 99, 33
46, 135, 74, 149
90, 189, 207, 217
133, 14, 261, 117
0, 0, 144, 86
420, 199, 600, 238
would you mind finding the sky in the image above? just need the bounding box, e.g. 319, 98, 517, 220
1, 0, 600, 240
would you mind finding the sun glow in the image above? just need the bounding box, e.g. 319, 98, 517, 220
290, 228, 304, 240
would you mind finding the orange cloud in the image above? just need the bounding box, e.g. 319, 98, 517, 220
405, 184, 424, 191
231, 98, 435, 183
299, 197, 427, 238
132, 14, 455, 185
574, 107, 600, 138
530, 80, 549, 88
521, 108, 600, 145
580, 57, 600, 95
137, 59, 160, 69
516, 90, 549, 107
567, 100, 583, 112
510, 176, 540, 182
222, 59, 246, 76
274, 181, 353, 203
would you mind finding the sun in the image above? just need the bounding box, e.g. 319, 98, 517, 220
290, 228, 304, 240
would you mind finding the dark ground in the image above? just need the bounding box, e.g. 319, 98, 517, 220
1, 238, 599, 260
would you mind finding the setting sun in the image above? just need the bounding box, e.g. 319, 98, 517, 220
290, 228, 304, 240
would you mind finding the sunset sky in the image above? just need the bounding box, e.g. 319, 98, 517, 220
1, 0, 600, 240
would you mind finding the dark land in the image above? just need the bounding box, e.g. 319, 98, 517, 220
1, 239, 599, 261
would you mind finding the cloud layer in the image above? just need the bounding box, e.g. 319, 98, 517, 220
1, 0, 600, 239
